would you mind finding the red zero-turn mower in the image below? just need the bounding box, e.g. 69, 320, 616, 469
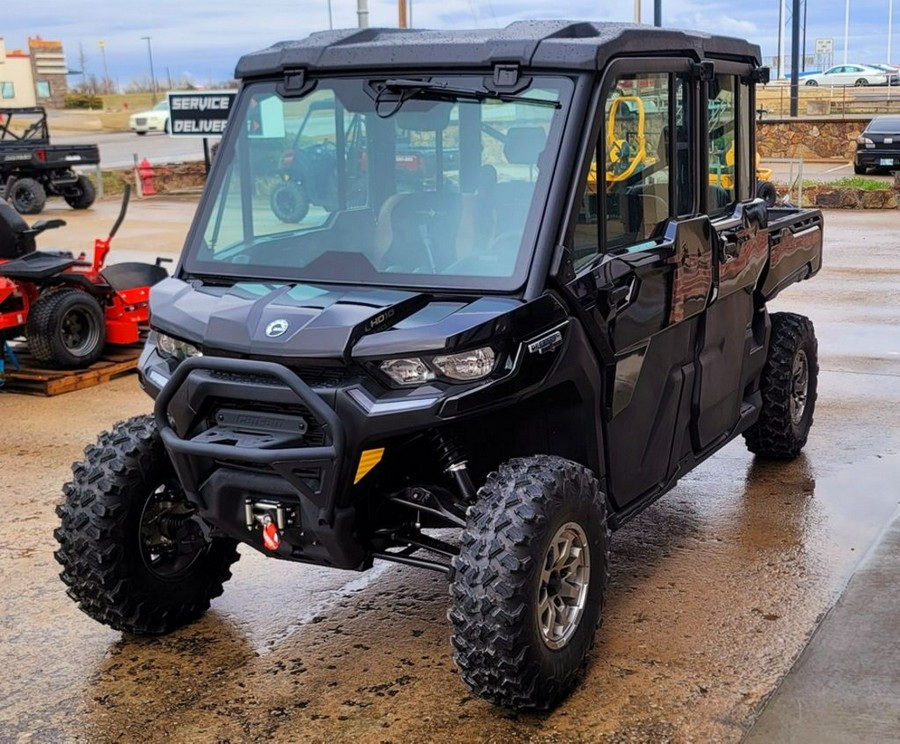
0, 184, 168, 369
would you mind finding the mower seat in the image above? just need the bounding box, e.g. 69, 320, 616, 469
0, 200, 36, 260
0, 251, 77, 281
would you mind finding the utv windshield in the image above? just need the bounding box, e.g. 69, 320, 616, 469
184, 75, 572, 291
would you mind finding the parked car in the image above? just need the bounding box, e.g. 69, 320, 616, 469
129, 100, 170, 135
804, 64, 899, 87
855, 114, 900, 173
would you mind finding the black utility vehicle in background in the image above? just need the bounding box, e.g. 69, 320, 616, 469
0, 107, 99, 214
56, 22, 823, 710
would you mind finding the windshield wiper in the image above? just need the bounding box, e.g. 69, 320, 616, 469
377, 78, 561, 111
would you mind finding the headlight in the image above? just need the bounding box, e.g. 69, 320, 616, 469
155, 332, 202, 361
857, 136, 874, 147
432, 348, 496, 381
379, 346, 496, 386
379, 358, 435, 386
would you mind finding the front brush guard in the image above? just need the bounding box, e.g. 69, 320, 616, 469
153, 356, 346, 527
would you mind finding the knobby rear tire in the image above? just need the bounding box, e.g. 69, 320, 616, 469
744, 312, 818, 458
64, 175, 96, 210
10, 177, 46, 215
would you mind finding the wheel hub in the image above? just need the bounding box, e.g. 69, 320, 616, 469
537, 522, 591, 650
61, 307, 101, 355
790, 349, 809, 425
139, 484, 209, 580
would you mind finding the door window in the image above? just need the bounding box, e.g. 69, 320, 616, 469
572, 68, 693, 265
707, 74, 738, 214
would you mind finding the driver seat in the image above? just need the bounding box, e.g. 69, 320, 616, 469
0, 200, 37, 260
374, 191, 462, 272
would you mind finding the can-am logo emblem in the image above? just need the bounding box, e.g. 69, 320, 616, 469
265, 319, 290, 338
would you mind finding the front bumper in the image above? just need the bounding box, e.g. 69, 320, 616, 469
153, 355, 369, 567
145, 347, 467, 569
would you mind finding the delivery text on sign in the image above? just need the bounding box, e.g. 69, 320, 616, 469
173, 119, 228, 133
167, 91, 236, 138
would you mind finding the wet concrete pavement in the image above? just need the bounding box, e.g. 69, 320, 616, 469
1, 200, 899, 743
746, 509, 900, 743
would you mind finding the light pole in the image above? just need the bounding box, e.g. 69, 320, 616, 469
97, 40, 110, 95
889, 0, 894, 64
141, 36, 157, 103
357, 0, 369, 28
843, 0, 850, 64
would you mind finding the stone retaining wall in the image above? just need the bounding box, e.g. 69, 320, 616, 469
757, 118, 868, 160
778, 184, 898, 209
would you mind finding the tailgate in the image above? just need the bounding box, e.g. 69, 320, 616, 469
42, 144, 101, 166
760, 208, 824, 300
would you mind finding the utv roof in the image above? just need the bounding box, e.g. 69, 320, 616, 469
235, 20, 762, 79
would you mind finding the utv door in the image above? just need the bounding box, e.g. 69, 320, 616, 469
564, 62, 715, 513
695, 67, 769, 449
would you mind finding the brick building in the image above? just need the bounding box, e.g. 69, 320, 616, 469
0, 35, 69, 108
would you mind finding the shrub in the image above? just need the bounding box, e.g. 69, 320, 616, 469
65, 94, 103, 110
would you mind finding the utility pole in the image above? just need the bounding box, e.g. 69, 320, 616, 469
98, 40, 110, 95
399, 0, 408, 28
654, 0, 661, 26
802, 0, 808, 71
843, 0, 851, 64
790, 0, 800, 116
78, 43, 88, 93
634, 0, 641, 23
778, 0, 785, 79
141, 36, 157, 103
889, 0, 894, 64
357, 0, 369, 28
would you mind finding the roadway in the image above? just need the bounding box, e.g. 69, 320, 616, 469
54, 130, 217, 170
56, 130, 897, 186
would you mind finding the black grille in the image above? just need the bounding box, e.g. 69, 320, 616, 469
204, 355, 355, 389
290, 365, 353, 389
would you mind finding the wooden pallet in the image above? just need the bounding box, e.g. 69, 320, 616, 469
0, 344, 141, 396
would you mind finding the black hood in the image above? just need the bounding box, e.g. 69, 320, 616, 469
150, 278, 524, 359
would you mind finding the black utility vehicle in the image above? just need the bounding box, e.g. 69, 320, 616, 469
56, 22, 823, 710
0, 107, 99, 214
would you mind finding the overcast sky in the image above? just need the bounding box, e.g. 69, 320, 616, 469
3, 0, 897, 88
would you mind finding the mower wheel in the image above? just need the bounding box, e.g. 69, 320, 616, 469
64, 175, 97, 210
26, 288, 106, 368
55, 415, 240, 634
10, 178, 47, 215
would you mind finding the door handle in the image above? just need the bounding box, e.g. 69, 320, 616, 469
608, 278, 636, 313
720, 233, 746, 262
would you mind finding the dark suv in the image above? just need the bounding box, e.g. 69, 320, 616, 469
55, 21, 823, 711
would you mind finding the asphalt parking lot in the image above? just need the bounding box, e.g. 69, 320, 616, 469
1, 198, 898, 743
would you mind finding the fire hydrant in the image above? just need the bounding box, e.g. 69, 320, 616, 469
138, 158, 157, 196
